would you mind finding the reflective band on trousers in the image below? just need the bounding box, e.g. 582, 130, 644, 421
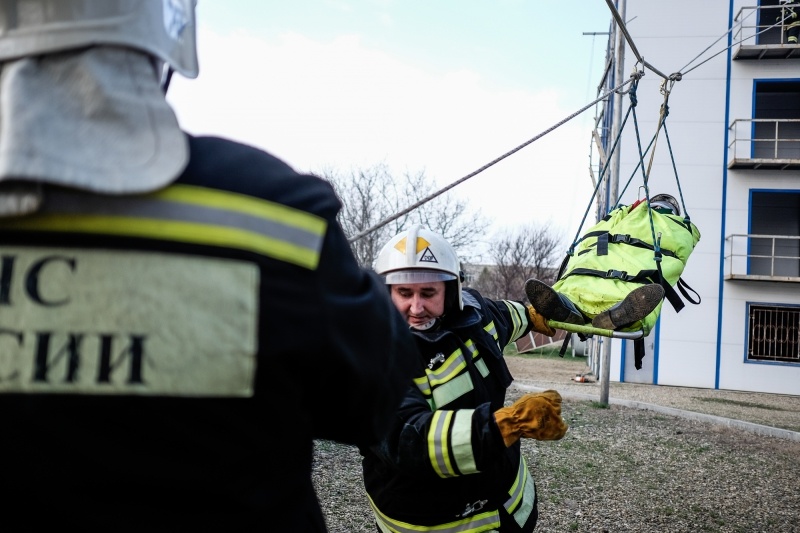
368, 455, 535, 532
0, 184, 328, 270
369, 494, 500, 533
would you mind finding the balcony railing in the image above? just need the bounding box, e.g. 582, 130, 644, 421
725, 234, 800, 282
733, 5, 800, 59
728, 118, 800, 170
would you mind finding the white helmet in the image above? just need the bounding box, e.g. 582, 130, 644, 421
374, 225, 464, 310
0, 0, 198, 79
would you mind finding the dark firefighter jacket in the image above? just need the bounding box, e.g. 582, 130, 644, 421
361, 289, 539, 533
0, 135, 416, 532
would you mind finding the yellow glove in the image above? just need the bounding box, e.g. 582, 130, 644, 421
526, 304, 556, 336
494, 390, 568, 447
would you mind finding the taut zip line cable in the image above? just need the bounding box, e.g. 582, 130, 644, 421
347, 74, 637, 244
348, 1, 792, 244
679, 8, 795, 76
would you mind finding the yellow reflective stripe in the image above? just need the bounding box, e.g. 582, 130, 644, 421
513, 472, 536, 527
464, 339, 490, 378
464, 339, 479, 358
505, 456, 525, 512
426, 349, 467, 387
0, 185, 327, 270
428, 411, 456, 477
484, 321, 499, 341
7, 214, 323, 269
432, 372, 474, 409
504, 456, 536, 527
368, 493, 501, 533
452, 409, 478, 475
414, 375, 432, 398
502, 301, 529, 341
155, 185, 324, 234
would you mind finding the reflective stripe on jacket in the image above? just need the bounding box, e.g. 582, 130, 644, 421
362, 289, 539, 532
0, 134, 418, 531
0, 184, 327, 269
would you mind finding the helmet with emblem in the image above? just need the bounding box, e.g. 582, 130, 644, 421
374, 225, 465, 311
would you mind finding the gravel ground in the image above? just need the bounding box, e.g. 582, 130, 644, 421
504, 354, 800, 434
313, 355, 800, 532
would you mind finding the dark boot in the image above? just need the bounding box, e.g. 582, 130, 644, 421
591, 284, 665, 330
525, 278, 584, 325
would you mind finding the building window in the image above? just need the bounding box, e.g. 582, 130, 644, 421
752, 81, 800, 160
747, 304, 800, 363
749, 191, 800, 277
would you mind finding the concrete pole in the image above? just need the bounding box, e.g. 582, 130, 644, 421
600, 0, 627, 406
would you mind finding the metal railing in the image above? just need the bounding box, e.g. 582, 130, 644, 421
728, 118, 800, 163
734, 5, 798, 46
725, 234, 800, 281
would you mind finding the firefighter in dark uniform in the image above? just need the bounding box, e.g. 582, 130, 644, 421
0, 1, 416, 530
365, 225, 569, 532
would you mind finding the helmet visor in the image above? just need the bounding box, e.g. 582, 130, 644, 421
383, 269, 457, 285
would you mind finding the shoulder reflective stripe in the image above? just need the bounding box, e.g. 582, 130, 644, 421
432, 372, 474, 409
503, 301, 528, 341
504, 456, 536, 527
464, 339, 479, 358
429, 410, 456, 477
484, 321, 499, 341
463, 340, 490, 377
0, 185, 327, 270
368, 493, 501, 533
451, 409, 478, 475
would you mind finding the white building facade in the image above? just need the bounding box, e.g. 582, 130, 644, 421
594, 0, 800, 395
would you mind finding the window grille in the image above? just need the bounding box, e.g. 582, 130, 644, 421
748, 304, 800, 363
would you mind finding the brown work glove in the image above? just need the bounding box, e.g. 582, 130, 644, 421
494, 390, 568, 447
526, 304, 556, 336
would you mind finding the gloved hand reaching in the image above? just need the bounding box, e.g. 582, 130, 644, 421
494, 390, 568, 447
526, 304, 556, 337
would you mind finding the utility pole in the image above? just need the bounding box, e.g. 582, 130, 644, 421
600, 0, 627, 406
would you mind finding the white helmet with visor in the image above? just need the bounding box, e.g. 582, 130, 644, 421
374, 225, 464, 310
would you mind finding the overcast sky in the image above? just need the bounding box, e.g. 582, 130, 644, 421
168, 1, 614, 253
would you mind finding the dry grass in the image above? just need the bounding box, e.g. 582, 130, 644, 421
313, 354, 800, 532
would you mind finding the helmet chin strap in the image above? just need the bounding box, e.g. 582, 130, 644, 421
410, 312, 447, 331
411, 318, 438, 331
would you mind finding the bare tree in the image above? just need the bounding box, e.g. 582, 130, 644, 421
324, 164, 401, 268
470, 223, 563, 301
321, 164, 489, 267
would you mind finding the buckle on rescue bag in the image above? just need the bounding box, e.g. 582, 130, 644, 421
606, 269, 628, 280
611, 233, 632, 243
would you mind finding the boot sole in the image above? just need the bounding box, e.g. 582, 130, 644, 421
592, 284, 665, 330
525, 279, 583, 324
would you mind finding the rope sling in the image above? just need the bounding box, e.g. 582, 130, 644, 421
549, 70, 700, 349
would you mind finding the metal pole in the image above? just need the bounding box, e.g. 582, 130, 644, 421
600, 0, 627, 406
